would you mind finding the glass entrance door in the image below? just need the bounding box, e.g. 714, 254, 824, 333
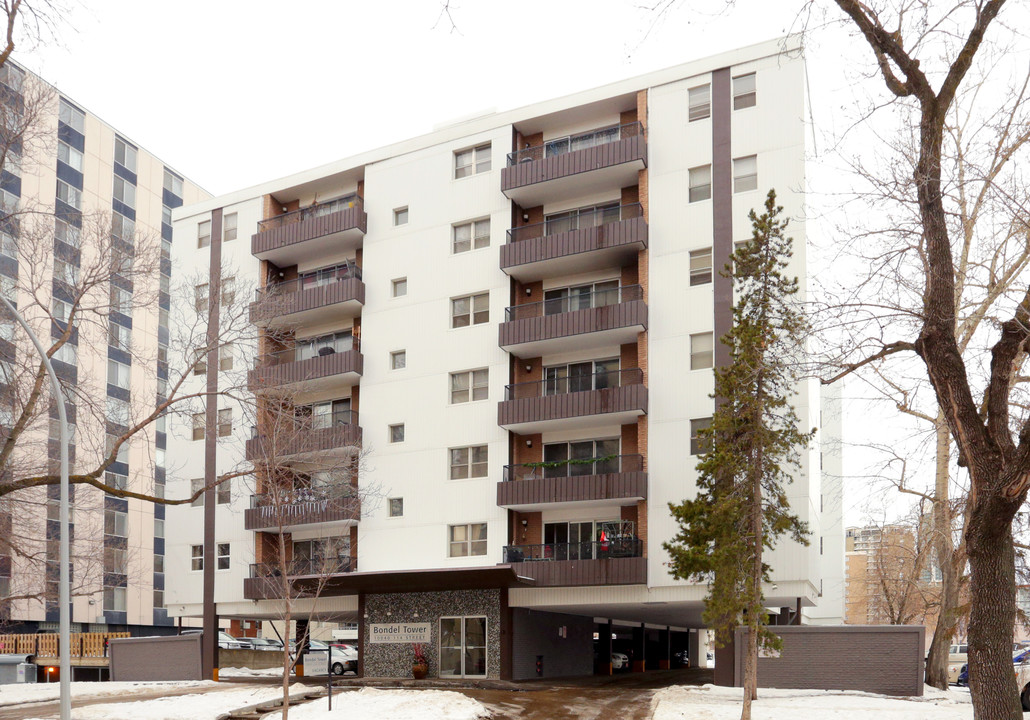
439, 617, 487, 678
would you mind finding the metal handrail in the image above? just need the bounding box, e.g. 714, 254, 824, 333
250, 410, 359, 442
502, 538, 643, 563
249, 556, 355, 578
504, 367, 644, 401
502, 453, 643, 481
255, 263, 362, 300
257, 194, 363, 233
506, 203, 643, 244
250, 484, 357, 508
504, 284, 642, 322
506, 122, 644, 166
258, 335, 360, 367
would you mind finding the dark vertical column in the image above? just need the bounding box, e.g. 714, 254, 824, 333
295, 618, 310, 677
201, 208, 223, 681
688, 628, 700, 668
711, 67, 733, 369
659, 627, 671, 670
714, 635, 735, 687
357, 592, 365, 678
793, 597, 802, 625
601, 620, 613, 676
632, 624, 645, 672
499, 588, 512, 681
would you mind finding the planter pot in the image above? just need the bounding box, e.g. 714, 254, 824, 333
412, 663, 428, 679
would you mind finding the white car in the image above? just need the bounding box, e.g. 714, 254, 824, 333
330, 644, 358, 675
611, 652, 629, 670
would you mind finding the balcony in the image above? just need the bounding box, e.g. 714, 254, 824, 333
500, 285, 647, 357
249, 335, 362, 393
245, 410, 362, 463
501, 123, 646, 206
244, 557, 357, 601
501, 203, 647, 282
498, 368, 647, 433
245, 486, 360, 532
251, 265, 364, 328
497, 454, 646, 511
251, 195, 366, 266
500, 540, 645, 587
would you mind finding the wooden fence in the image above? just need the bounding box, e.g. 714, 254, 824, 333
0, 632, 130, 658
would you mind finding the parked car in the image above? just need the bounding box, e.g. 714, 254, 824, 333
289, 638, 329, 655
248, 637, 282, 652
672, 650, 690, 667
330, 644, 358, 675
611, 652, 629, 670
179, 630, 248, 650
948, 643, 968, 684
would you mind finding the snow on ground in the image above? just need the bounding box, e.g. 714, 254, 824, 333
0, 680, 216, 708
266, 687, 489, 720
219, 666, 292, 678
651, 684, 974, 720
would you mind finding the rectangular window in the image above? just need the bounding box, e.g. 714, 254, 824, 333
53, 259, 78, 287
733, 72, 757, 110
389, 423, 405, 443
55, 219, 80, 248
113, 176, 136, 209
689, 248, 713, 286
106, 434, 128, 464
114, 137, 137, 174
217, 476, 231, 505
103, 587, 126, 613
104, 547, 127, 575
53, 341, 76, 365
394, 207, 408, 226
454, 144, 491, 178
56, 179, 82, 210
0, 62, 24, 92
450, 445, 488, 480
104, 509, 127, 537
688, 84, 711, 121
392, 278, 407, 297
733, 155, 757, 193
688, 165, 712, 203
198, 220, 211, 248
107, 359, 130, 389
105, 471, 127, 492
59, 99, 85, 133
195, 283, 208, 313
690, 332, 714, 370
219, 343, 233, 371
191, 477, 204, 507
154, 589, 164, 609
452, 219, 490, 253
388, 498, 403, 517
162, 206, 172, 227
52, 298, 70, 322
57, 141, 83, 171
451, 292, 488, 328
112, 212, 134, 242
163, 169, 183, 197
159, 272, 170, 294
191, 545, 203, 572
192, 413, 205, 441
690, 417, 713, 456
450, 369, 488, 404
154, 554, 164, 573
448, 523, 488, 557
390, 350, 406, 370
217, 543, 230, 570
193, 348, 208, 376
220, 276, 235, 306
223, 213, 237, 242
218, 408, 232, 437
108, 322, 131, 351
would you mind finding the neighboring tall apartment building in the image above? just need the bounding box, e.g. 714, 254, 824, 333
0, 61, 208, 634
166, 37, 843, 679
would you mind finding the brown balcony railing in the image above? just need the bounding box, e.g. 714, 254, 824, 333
245, 410, 361, 460
503, 538, 642, 563
249, 557, 356, 579
505, 367, 644, 402
258, 194, 362, 234
505, 285, 642, 322
507, 203, 643, 244
503, 453, 643, 481
507, 122, 644, 165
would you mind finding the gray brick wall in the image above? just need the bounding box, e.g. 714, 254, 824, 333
511, 609, 594, 680
109, 635, 202, 681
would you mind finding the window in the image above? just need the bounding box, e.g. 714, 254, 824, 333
216, 476, 231, 505
153, 518, 165, 539
193, 348, 208, 376
110, 284, 131, 315
54, 258, 78, 286
221, 276, 235, 305
163, 169, 183, 197
113, 176, 135, 209
105, 472, 127, 492
223, 213, 237, 242
156, 447, 165, 468
192, 412, 205, 441
452, 219, 490, 253
0, 62, 24, 92
543, 281, 619, 316
159, 272, 170, 294
688, 84, 711, 122
307, 398, 351, 429
0, 189, 15, 216
544, 202, 621, 235
733, 72, 757, 110
103, 587, 126, 613
158, 341, 168, 364
114, 137, 137, 173
451, 292, 488, 328
392, 278, 407, 297
390, 350, 406, 370
388, 498, 403, 517
191, 477, 204, 507
53, 341, 76, 365
104, 547, 127, 575
450, 445, 488, 480
217, 543, 230, 570
688, 165, 712, 203
295, 331, 353, 361
52, 298, 70, 322
107, 359, 130, 389
690, 332, 714, 370
198, 220, 211, 248
154, 554, 164, 573
57, 141, 83, 171
732, 155, 758, 193
162, 206, 173, 227
104, 509, 127, 537
218, 408, 232, 437
191, 545, 203, 571
112, 212, 134, 242
106, 434, 128, 464
219, 343, 233, 371
542, 439, 620, 478
544, 358, 619, 395
449, 523, 488, 557
393, 207, 408, 226
689, 248, 713, 286
158, 307, 169, 329
195, 283, 208, 313
55, 219, 80, 248
454, 144, 491, 179
389, 423, 405, 443
59, 99, 85, 133
56, 180, 81, 210
450, 369, 488, 404
154, 589, 164, 609
109, 322, 131, 351
690, 417, 713, 455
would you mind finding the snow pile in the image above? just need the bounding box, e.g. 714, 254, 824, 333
651, 684, 974, 720
0, 680, 216, 708
267, 687, 489, 720
219, 666, 292, 678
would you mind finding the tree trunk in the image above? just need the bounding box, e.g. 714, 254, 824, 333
967, 517, 1021, 719
279, 530, 291, 720
926, 416, 960, 690
741, 397, 764, 720
741, 623, 756, 720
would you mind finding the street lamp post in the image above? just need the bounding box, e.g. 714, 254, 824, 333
1, 297, 71, 720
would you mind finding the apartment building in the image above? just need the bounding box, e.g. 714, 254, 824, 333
166, 37, 843, 679
0, 62, 208, 636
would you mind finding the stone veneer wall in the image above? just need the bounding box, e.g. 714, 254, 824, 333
363, 589, 501, 679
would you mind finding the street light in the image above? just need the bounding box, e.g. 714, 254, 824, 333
0, 297, 71, 720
